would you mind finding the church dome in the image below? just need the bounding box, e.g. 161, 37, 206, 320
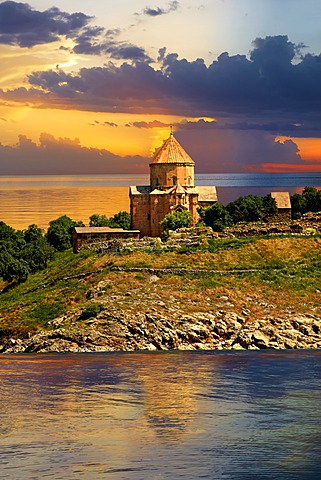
150, 133, 195, 165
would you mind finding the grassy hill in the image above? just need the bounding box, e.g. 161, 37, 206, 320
1, 235, 321, 341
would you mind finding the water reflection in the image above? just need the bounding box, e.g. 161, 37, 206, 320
1, 173, 321, 229
1, 351, 321, 479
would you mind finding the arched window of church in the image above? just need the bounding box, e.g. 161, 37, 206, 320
187, 176, 191, 186
172, 176, 177, 186
155, 177, 159, 186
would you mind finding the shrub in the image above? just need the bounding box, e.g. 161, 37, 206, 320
79, 303, 105, 320
46, 215, 84, 251
198, 203, 233, 231
291, 187, 321, 218
89, 214, 110, 227
160, 210, 192, 231
89, 211, 131, 229
109, 211, 131, 229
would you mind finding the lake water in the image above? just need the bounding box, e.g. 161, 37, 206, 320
1, 350, 321, 480
1, 172, 321, 230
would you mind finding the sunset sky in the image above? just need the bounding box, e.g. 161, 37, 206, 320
1, 0, 321, 174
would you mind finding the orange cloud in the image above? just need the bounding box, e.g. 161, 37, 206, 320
277, 136, 321, 163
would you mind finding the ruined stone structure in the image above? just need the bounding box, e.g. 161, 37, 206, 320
130, 133, 217, 237
73, 227, 140, 253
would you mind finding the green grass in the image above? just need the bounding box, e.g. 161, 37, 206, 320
1, 235, 321, 339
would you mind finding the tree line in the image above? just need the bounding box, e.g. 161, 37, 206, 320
160, 187, 321, 232
0, 211, 131, 284
1, 187, 320, 285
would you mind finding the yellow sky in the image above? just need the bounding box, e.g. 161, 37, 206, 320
0, 102, 191, 156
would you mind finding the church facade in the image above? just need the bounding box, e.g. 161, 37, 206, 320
130, 133, 217, 237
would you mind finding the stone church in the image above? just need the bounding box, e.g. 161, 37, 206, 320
130, 132, 217, 237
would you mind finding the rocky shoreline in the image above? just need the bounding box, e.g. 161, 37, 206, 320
2, 217, 321, 355
2, 305, 321, 354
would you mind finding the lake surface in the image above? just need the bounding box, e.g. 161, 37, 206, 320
1, 173, 321, 230
1, 350, 321, 480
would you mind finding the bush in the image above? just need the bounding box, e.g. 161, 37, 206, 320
198, 203, 233, 231
0, 221, 55, 284
90, 211, 131, 229
109, 211, 131, 229
290, 187, 321, 218
227, 195, 263, 223
89, 214, 110, 227
160, 210, 192, 231
79, 303, 105, 320
46, 215, 84, 251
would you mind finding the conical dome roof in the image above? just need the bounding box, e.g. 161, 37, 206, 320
150, 133, 195, 165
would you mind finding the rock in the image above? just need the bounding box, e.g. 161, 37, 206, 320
147, 275, 160, 283
86, 288, 96, 299
145, 343, 158, 351
232, 343, 245, 350
252, 331, 270, 348
284, 339, 297, 349
214, 320, 227, 336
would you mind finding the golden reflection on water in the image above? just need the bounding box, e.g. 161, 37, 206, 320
0, 175, 151, 230
0, 186, 130, 230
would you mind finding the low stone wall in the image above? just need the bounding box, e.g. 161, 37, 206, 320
73, 229, 140, 253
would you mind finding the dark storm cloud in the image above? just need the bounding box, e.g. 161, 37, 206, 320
0, 133, 149, 174
0, 1, 91, 47
105, 43, 152, 62
0, 1, 151, 62
175, 129, 304, 173
2, 35, 321, 131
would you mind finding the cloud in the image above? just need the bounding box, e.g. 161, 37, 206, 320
0, 1, 151, 62
0, 1, 91, 47
141, 1, 179, 16
143, 6, 165, 16
127, 120, 169, 128
0, 127, 318, 175
89, 120, 118, 127
2, 35, 321, 138
174, 128, 306, 173
0, 133, 149, 174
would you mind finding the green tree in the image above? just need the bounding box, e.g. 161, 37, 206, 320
290, 187, 321, 218
89, 214, 110, 227
24, 224, 43, 243
108, 211, 131, 229
3, 258, 29, 283
0, 221, 55, 284
301, 187, 321, 213
198, 203, 233, 231
0, 221, 15, 240
46, 215, 84, 251
290, 193, 305, 219
261, 194, 278, 218
160, 210, 192, 231
21, 237, 54, 272
226, 195, 264, 223
89, 211, 131, 229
